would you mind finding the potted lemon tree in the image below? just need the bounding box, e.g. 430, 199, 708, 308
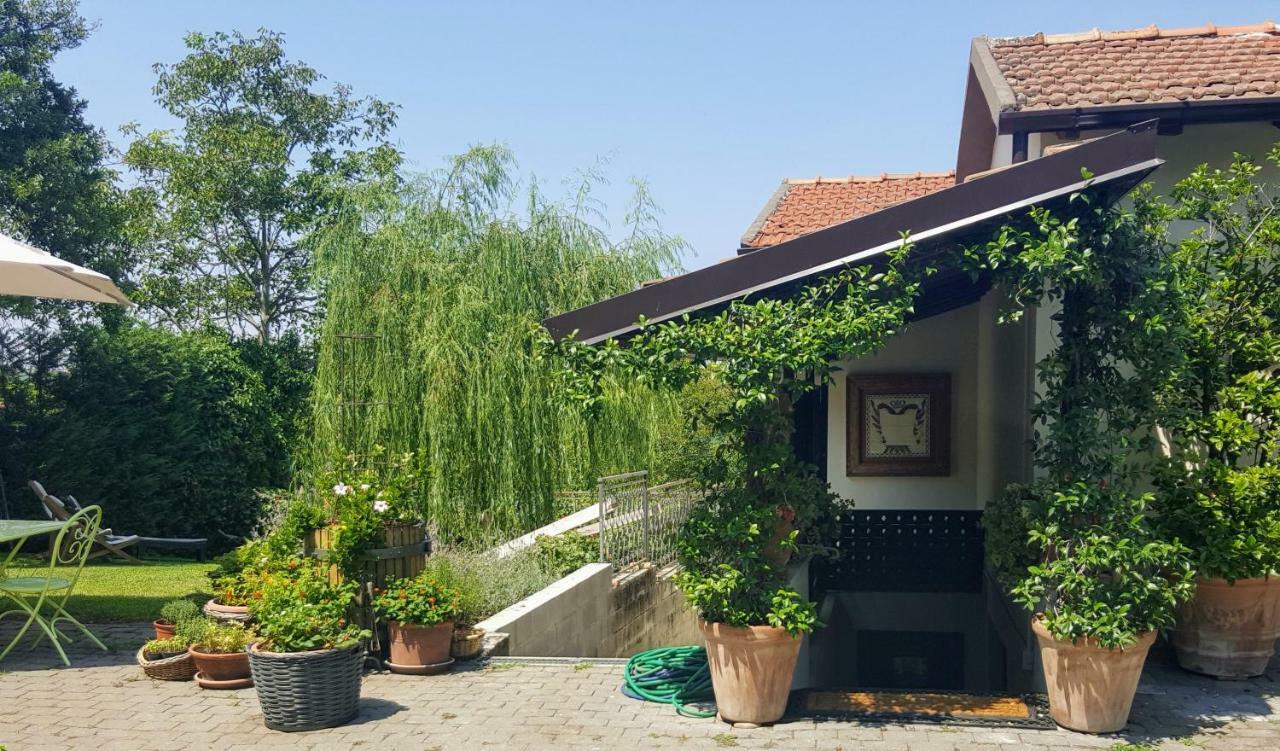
247, 558, 369, 732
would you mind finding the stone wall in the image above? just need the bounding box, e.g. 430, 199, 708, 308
478, 561, 702, 658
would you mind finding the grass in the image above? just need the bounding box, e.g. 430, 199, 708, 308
712, 733, 739, 747
5, 557, 214, 622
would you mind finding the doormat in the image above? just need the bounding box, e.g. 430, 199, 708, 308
788, 689, 1053, 729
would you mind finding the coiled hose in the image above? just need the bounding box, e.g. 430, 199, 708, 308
621, 645, 716, 718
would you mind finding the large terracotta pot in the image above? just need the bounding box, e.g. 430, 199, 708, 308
189, 645, 252, 682
1033, 618, 1155, 734
699, 620, 801, 726
1172, 576, 1280, 679
386, 621, 453, 674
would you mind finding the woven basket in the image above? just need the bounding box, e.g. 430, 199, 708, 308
137, 647, 198, 681
248, 643, 364, 732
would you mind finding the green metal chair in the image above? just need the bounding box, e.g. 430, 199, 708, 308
0, 505, 108, 665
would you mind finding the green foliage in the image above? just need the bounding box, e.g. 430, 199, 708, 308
307, 146, 686, 543
532, 531, 597, 580
34, 324, 286, 540
123, 28, 398, 342
185, 619, 254, 654
142, 636, 189, 656
372, 574, 461, 627
1147, 149, 1280, 581
421, 547, 555, 627
969, 185, 1193, 646
249, 558, 368, 652
980, 484, 1040, 591
157, 598, 201, 626
1012, 482, 1193, 649
311, 450, 425, 575
553, 242, 927, 634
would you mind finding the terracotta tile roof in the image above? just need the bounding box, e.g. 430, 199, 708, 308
982, 22, 1280, 111
741, 172, 956, 249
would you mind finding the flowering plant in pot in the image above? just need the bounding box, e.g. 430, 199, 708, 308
550, 246, 923, 725
1142, 151, 1280, 679
247, 558, 370, 732
205, 538, 276, 622
373, 574, 461, 674
181, 618, 255, 689
153, 598, 200, 639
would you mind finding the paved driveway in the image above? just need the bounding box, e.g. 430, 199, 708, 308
2, 623, 1279, 750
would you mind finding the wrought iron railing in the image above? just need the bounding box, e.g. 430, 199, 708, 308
593, 471, 699, 570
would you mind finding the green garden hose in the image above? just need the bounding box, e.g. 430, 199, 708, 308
622, 645, 716, 718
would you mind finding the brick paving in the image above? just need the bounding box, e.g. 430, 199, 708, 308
2, 622, 1279, 750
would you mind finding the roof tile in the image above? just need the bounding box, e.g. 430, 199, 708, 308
742, 172, 955, 249
985, 21, 1280, 111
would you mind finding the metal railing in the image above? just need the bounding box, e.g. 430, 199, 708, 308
594, 471, 700, 570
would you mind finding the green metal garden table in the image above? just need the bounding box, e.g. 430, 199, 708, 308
0, 516, 106, 664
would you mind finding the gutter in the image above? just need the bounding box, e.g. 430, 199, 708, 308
998, 96, 1280, 135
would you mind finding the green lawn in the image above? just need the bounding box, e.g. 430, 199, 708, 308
6, 557, 215, 623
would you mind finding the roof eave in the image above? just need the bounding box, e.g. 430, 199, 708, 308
544, 121, 1163, 345
998, 96, 1280, 134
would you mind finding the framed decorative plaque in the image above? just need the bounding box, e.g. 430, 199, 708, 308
846, 373, 951, 476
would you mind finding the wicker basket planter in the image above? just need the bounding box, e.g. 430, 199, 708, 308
204, 598, 251, 624
451, 626, 486, 660
248, 643, 364, 732
137, 646, 198, 681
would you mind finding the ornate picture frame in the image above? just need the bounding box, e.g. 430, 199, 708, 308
846, 373, 951, 477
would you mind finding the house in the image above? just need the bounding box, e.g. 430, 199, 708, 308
544, 22, 1280, 694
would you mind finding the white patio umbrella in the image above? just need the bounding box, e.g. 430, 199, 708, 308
0, 231, 131, 305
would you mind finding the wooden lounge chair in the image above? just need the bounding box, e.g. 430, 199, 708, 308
28, 481, 208, 563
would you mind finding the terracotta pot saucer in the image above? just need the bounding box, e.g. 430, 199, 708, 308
194, 671, 254, 690
385, 657, 455, 676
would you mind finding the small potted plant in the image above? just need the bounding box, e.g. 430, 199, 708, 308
421, 553, 487, 660
137, 635, 197, 681
373, 574, 461, 675
184, 618, 255, 689
248, 558, 369, 732
153, 598, 200, 639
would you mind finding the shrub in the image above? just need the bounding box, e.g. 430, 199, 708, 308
157, 598, 201, 626
186, 621, 254, 654
981, 484, 1040, 591
532, 531, 597, 580
34, 324, 286, 541
249, 558, 368, 653
421, 547, 553, 627
373, 575, 461, 627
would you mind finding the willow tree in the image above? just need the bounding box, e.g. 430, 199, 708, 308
308, 146, 685, 543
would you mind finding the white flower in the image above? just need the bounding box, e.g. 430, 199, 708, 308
360, 483, 371, 491
373, 500, 390, 513
333, 483, 352, 496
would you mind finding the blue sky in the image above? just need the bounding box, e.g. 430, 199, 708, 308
58, 0, 1275, 270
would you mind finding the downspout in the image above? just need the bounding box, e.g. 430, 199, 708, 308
1011, 131, 1029, 163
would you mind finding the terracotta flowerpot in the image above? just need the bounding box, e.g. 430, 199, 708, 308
451, 626, 486, 660
153, 620, 175, 640
387, 621, 453, 672
699, 620, 801, 725
1172, 576, 1280, 679
1032, 618, 1155, 734
204, 598, 251, 623
189, 645, 252, 683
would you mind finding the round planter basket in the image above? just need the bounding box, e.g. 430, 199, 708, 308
249, 643, 365, 732
204, 598, 251, 624
137, 647, 198, 682
1032, 618, 1155, 734
451, 626, 486, 660
1172, 576, 1280, 679
699, 620, 801, 726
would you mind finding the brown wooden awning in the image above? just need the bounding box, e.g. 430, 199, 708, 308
545, 121, 1162, 344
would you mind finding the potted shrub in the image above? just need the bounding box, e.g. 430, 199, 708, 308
1144, 153, 1280, 679
993, 481, 1193, 733
373, 574, 461, 674
184, 618, 255, 689
137, 635, 198, 681
247, 558, 370, 732
153, 598, 200, 639
421, 551, 498, 660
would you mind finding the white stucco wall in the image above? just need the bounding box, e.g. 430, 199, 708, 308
826, 294, 1031, 511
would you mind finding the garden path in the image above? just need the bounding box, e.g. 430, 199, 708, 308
1, 622, 1278, 750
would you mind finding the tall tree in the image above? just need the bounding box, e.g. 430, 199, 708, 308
124, 29, 399, 342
